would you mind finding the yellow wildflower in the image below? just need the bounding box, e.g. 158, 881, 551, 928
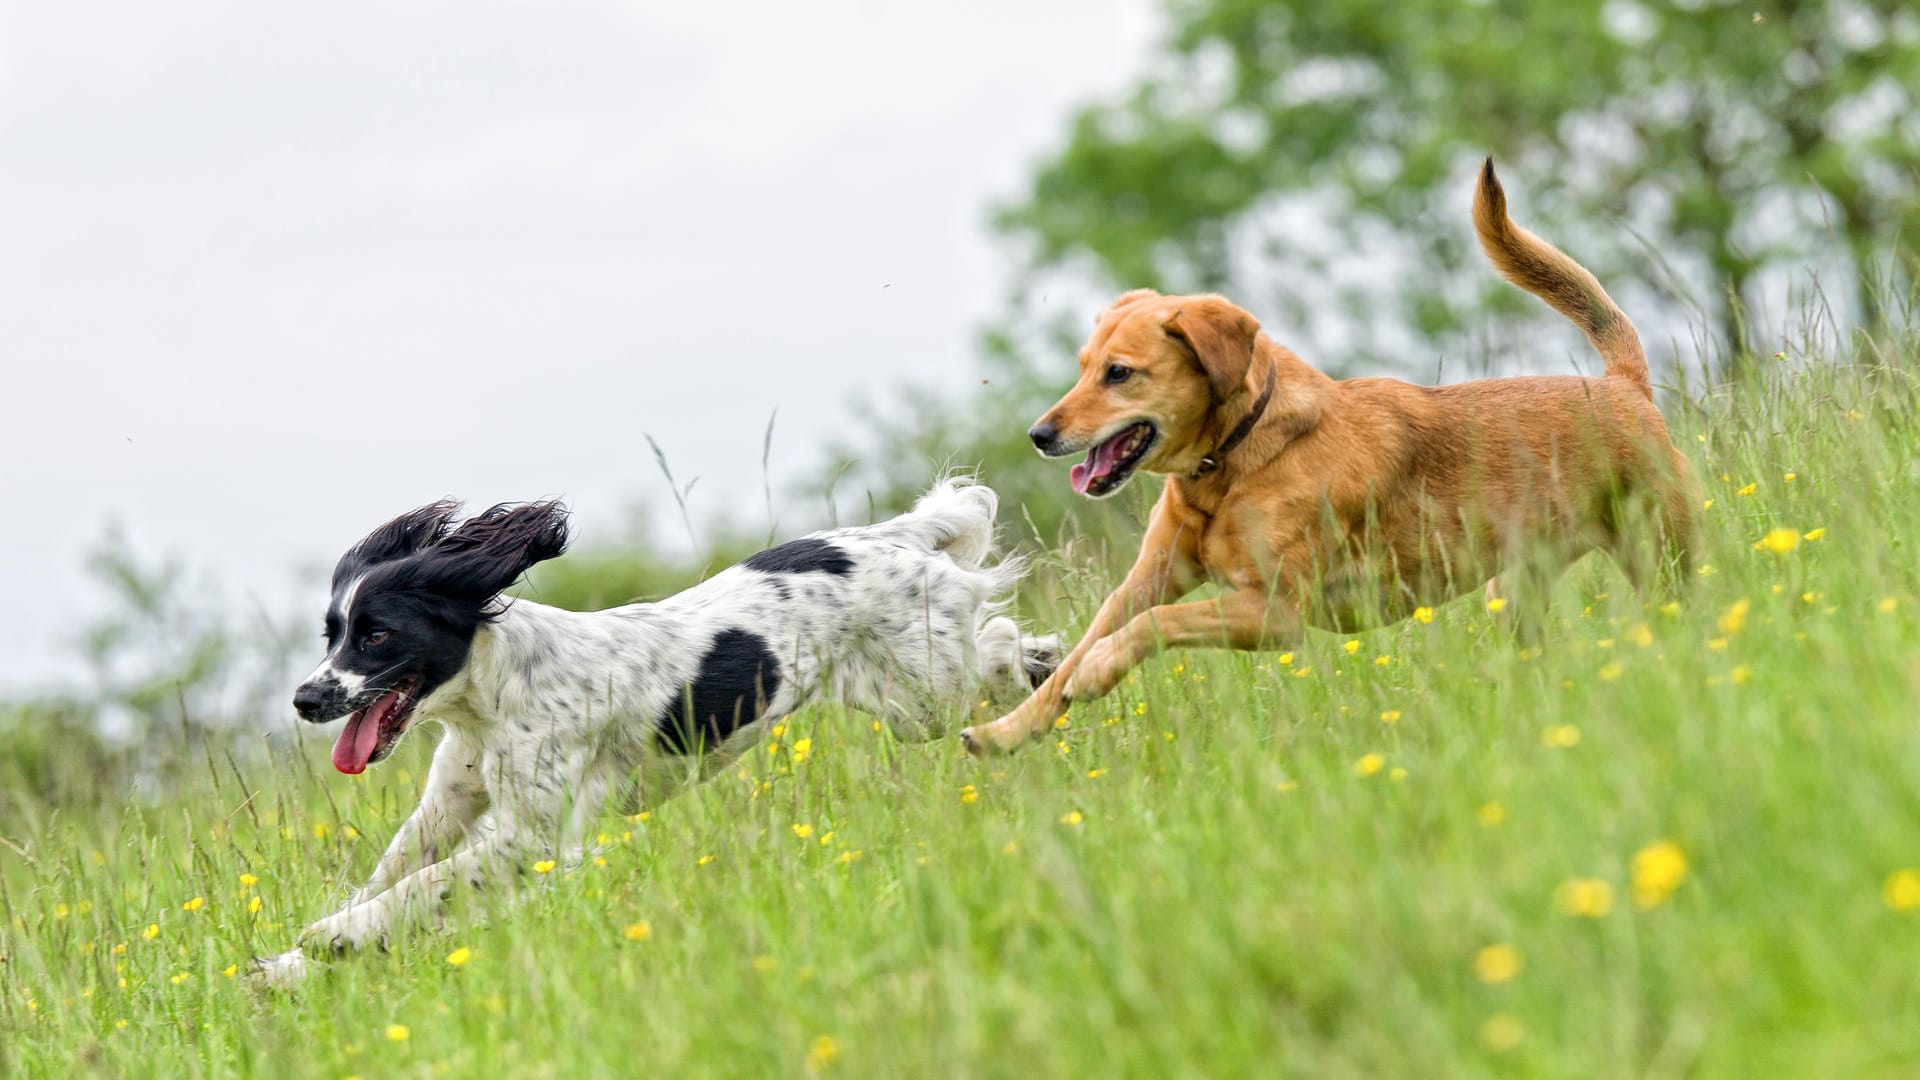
1883, 870, 1920, 913
752, 954, 776, 973
1631, 840, 1688, 909
806, 1034, 839, 1072
169, 972, 189, 985
623, 922, 653, 942
1803, 528, 1826, 541
1413, 606, 1435, 624
238, 873, 258, 888
1477, 801, 1506, 827
960, 784, 978, 806
1343, 640, 1361, 654
532, 860, 557, 875
247, 896, 262, 915
818, 831, 834, 846
1486, 597, 1508, 613
1278, 652, 1294, 665
1374, 655, 1391, 667
837, 850, 863, 865
1541, 724, 1581, 748
1717, 599, 1750, 636
1554, 878, 1615, 917
1088, 768, 1107, 778
791, 737, 813, 763
1380, 710, 1402, 724
1736, 482, 1757, 497
182, 897, 205, 913
1783, 471, 1796, 482
1473, 944, 1523, 984
1755, 528, 1800, 555
792, 824, 814, 839
1629, 623, 1654, 648
386, 1024, 409, 1042
1598, 662, 1624, 682
143, 924, 159, 941
446, 946, 472, 966
1389, 767, 1408, 782
1879, 598, 1899, 614
697, 854, 716, 866
222, 963, 238, 978
1658, 601, 1681, 617
1353, 753, 1385, 778
1060, 810, 1084, 827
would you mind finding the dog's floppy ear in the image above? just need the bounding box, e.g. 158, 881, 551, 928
1099, 288, 1161, 323
414, 500, 572, 604
333, 499, 462, 587
1165, 297, 1259, 403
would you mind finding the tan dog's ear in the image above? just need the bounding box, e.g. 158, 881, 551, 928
1166, 297, 1258, 402
1098, 288, 1161, 323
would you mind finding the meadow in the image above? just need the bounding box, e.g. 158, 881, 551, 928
4, 348, 1919, 1078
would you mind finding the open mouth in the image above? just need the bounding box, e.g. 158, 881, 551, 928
1070, 422, 1156, 498
331, 680, 419, 775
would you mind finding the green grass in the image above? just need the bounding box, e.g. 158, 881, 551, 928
6, 354, 1920, 1078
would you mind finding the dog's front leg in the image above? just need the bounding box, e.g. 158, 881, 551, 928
962, 504, 1200, 756
297, 821, 527, 956
349, 734, 490, 905
1064, 587, 1303, 701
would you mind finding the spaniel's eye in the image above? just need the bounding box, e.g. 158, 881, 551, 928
1104, 363, 1133, 385
362, 628, 391, 648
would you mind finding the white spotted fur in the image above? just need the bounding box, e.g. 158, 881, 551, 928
252, 478, 1057, 987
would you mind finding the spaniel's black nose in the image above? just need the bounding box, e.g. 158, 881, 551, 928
1028, 422, 1059, 454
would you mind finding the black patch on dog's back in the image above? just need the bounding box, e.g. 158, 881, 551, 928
656, 629, 782, 755
741, 537, 853, 576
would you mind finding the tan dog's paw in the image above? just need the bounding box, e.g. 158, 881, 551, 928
959, 714, 1038, 757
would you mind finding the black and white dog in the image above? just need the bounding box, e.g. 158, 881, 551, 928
252, 478, 1058, 987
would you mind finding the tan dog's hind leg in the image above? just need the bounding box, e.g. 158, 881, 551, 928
1064, 588, 1303, 701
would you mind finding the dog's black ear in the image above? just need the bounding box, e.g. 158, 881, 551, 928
1166, 297, 1259, 403
333, 499, 462, 587
414, 500, 571, 604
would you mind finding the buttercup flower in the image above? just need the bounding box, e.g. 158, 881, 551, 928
1631, 840, 1688, 909
1353, 753, 1385, 778
446, 947, 472, 966
1413, 606, 1435, 624
1883, 870, 1920, 913
1754, 528, 1800, 555
532, 860, 557, 875
1486, 597, 1508, 613
1474, 944, 1523, 984
1554, 878, 1615, 917
792, 824, 814, 840
386, 1024, 409, 1042
623, 922, 653, 941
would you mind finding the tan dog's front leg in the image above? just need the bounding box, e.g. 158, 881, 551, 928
961, 505, 1199, 756
1064, 587, 1302, 701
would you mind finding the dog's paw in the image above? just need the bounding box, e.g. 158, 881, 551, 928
959, 715, 1034, 758
245, 948, 310, 991
1021, 633, 1066, 689
298, 904, 388, 956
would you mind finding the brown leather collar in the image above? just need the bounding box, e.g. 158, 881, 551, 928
1190, 362, 1276, 478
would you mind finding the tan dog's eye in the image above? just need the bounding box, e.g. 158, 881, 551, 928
1103, 363, 1133, 386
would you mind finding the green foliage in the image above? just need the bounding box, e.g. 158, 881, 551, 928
820, 0, 1920, 541
5, 338, 1919, 1076
1002, 0, 1920, 363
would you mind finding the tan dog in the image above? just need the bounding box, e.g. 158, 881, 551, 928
960, 159, 1696, 756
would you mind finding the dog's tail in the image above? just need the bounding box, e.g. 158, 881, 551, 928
1473, 158, 1651, 399
901, 474, 1002, 571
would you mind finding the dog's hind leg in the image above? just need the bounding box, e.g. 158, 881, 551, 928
971, 616, 1064, 703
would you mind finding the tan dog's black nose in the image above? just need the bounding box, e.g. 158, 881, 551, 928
1029, 421, 1059, 454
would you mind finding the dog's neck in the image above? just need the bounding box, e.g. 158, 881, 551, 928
1180, 341, 1329, 492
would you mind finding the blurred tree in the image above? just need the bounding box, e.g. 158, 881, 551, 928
1004, 0, 1919, 367
819, 0, 1919, 538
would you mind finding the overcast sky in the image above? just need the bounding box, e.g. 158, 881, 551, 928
0, 1, 1162, 692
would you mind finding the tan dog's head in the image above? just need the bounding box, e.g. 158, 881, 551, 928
1028, 290, 1259, 498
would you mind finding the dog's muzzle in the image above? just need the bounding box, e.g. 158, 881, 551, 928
292, 679, 348, 723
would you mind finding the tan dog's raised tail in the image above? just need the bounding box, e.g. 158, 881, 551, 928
962, 159, 1697, 755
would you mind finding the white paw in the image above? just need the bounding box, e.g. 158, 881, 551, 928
298, 903, 389, 955
246, 948, 309, 990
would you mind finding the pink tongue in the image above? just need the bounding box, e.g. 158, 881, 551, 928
331, 690, 398, 774
1069, 431, 1134, 494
